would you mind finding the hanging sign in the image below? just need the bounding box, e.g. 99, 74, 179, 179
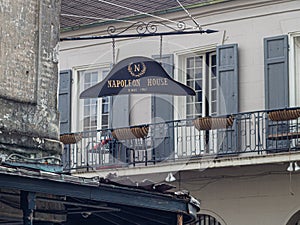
80, 56, 195, 98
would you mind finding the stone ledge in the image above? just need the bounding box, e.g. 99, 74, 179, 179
0, 130, 62, 156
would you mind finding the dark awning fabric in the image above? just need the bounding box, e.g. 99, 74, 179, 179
80, 56, 195, 98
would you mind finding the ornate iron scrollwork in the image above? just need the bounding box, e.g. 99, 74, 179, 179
107, 21, 187, 36
60, 21, 217, 41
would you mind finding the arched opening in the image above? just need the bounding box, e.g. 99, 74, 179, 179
189, 214, 223, 225
287, 211, 300, 225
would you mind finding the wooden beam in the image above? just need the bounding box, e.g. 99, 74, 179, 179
20, 191, 35, 225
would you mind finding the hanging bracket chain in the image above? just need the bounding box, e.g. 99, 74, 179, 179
159, 35, 163, 64
112, 38, 116, 66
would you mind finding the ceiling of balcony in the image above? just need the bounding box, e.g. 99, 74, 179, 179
60, 0, 217, 30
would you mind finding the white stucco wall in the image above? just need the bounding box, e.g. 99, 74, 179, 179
179, 164, 300, 225
116, 163, 300, 225
60, 1, 300, 224
59, 0, 300, 120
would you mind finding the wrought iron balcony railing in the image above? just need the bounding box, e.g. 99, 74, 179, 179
61, 107, 300, 172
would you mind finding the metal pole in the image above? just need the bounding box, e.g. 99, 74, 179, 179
21, 191, 36, 225
60, 29, 218, 41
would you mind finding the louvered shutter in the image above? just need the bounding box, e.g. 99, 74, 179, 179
58, 70, 72, 134
217, 44, 239, 115
264, 35, 289, 109
216, 44, 239, 154
264, 35, 289, 152
151, 54, 175, 161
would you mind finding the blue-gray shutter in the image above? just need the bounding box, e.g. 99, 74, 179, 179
151, 54, 174, 161
111, 94, 130, 129
217, 44, 239, 115
58, 70, 72, 134
109, 61, 130, 129
216, 44, 239, 154
264, 35, 289, 109
152, 54, 174, 121
264, 35, 289, 151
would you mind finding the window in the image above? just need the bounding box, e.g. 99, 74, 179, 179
175, 45, 238, 156
100, 70, 110, 130
286, 210, 300, 225
189, 214, 222, 225
186, 55, 203, 118
175, 51, 217, 156
184, 52, 217, 119
82, 71, 98, 131
79, 68, 110, 132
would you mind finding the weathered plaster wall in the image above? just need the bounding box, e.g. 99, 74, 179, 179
0, 0, 62, 155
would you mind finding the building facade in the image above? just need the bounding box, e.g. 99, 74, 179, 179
0, 0, 62, 157
59, 0, 300, 224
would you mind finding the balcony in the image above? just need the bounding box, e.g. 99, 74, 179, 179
61, 107, 300, 173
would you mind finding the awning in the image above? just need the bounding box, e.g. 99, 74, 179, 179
80, 56, 196, 98
0, 165, 200, 225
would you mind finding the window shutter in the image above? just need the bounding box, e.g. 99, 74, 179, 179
111, 95, 130, 128
216, 44, 238, 154
109, 61, 130, 129
264, 35, 289, 151
58, 70, 72, 134
151, 54, 174, 161
216, 44, 239, 115
264, 35, 289, 109
152, 54, 174, 121
107, 61, 128, 161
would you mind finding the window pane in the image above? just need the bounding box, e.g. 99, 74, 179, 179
211, 102, 217, 115
187, 80, 194, 89
84, 73, 91, 83
102, 70, 109, 79
91, 105, 97, 116
187, 57, 194, 68
102, 97, 108, 104
195, 81, 202, 91
195, 56, 202, 66
211, 54, 216, 66
90, 98, 97, 105
195, 103, 202, 115
212, 79, 217, 89
211, 67, 217, 77
187, 96, 194, 103
83, 117, 90, 127
187, 69, 194, 80
102, 103, 109, 114
84, 106, 90, 116
195, 68, 202, 79
187, 104, 193, 115
196, 91, 202, 102
91, 72, 98, 83
211, 90, 217, 101
91, 116, 97, 126
102, 115, 108, 126
84, 99, 90, 106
